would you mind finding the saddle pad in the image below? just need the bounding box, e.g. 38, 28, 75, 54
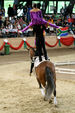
34, 56, 46, 68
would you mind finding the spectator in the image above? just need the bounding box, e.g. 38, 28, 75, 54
37, 3, 41, 9
18, 17, 26, 29
13, 4, 17, 16
2, 8, 5, 16
8, 4, 14, 18
0, 16, 2, 28
4, 17, 10, 28
10, 17, 15, 24
27, 5, 32, 23
0, 9, 2, 16
54, 7, 57, 14
23, 5, 27, 16
60, 7, 64, 16
42, 2, 45, 16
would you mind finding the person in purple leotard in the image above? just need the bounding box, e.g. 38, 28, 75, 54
28, 4, 59, 75
21, 4, 59, 33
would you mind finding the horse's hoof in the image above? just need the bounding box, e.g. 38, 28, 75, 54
44, 97, 48, 101
49, 99, 52, 103
54, 104, 58, 107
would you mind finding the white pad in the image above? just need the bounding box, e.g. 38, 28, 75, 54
40, 88, 45, 96
34, 56, 46, 68
54, 97, 57, 105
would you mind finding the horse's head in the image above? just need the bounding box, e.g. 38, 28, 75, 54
29, 48, 36, 60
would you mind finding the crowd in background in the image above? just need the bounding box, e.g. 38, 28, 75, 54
0, 3, 75, 38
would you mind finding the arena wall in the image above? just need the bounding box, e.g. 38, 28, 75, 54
0, 36, 74, 53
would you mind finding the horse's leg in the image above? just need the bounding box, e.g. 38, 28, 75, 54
30, 62, 34, 76
36, 77, 42, 88
36, 77, 45, 96
53, 86, 57, 105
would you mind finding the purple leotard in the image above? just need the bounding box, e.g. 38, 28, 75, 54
21, 10, 59, 32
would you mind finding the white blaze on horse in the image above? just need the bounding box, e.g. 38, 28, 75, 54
29, 48, 57, 105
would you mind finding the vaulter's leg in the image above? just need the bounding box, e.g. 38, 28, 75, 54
36, 37, 42, 62
41, 36, 48, 60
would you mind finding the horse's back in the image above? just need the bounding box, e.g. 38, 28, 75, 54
35, 61, 56, 87
35, 61, 55, 73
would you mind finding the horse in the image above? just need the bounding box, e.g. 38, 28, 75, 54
29, 48, 57, 105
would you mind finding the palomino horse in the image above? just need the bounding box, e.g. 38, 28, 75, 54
29, 48, 57, 105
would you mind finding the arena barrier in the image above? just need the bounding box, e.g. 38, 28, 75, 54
0, 36, 75, 52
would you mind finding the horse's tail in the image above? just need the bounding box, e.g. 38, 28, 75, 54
45, 66, 55, 98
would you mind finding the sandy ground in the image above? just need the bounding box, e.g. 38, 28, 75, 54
0, 48, 75, 113
0, 37, 75, 113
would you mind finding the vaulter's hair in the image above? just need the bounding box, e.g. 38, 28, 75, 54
33, 3, 37, 8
